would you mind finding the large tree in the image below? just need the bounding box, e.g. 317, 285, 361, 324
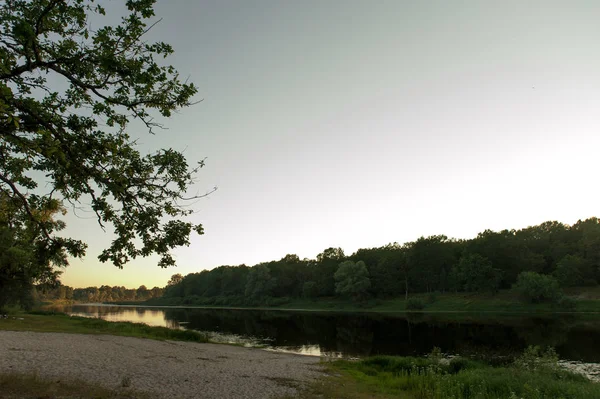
0, 0, 210, 294
0, 193, 70, 309
334, 260, 371, 301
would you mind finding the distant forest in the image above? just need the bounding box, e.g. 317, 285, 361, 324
155, 218, 600, 306
36, 285, 163, 303
40, 218, 600, 306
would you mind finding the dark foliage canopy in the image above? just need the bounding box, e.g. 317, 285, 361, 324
0, 0, 208, 271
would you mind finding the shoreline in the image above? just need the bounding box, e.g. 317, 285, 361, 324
75, 302, 600, 315
0, 330, 323, 399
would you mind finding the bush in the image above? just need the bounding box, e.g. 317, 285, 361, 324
512, 272, 562, 303
406, 297, 425, 310
514, 346, 558, 371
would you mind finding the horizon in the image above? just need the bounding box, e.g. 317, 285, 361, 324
62, 215, 597, 289
59, 1, 600, 289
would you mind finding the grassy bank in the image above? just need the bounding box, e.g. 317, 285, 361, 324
291, 350, 600, 399
138, 288, 600, 314
0, 311, 208, 342
2, 312, 599, 398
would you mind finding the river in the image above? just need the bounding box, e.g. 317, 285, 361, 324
47, 304, 600, 366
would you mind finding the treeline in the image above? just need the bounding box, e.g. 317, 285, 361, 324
36, 285, 164, 303
156, 218, 600, 306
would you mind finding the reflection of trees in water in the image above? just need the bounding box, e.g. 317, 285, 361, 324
57, 305, 600, 362
335, 316, 374, 356
515, 317, 570, 349
164, 318, 180, 329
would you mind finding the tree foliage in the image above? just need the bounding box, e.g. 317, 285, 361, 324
512, 272, 562, 304
36, 283, 163, 302
244, 264, 275, 299
553, 255, 592, 287
158, 218, 600, 306
334, 260, 371, 301
450, 254, 501, 294
0, 0, 208, 280
0, 193, 70, 309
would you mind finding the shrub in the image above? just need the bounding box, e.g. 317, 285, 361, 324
514, 346, 558, 371
512, 272, 562, 303
428, 346, 443, 362
406, 297, 425, 310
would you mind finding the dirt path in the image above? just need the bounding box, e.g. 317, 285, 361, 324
0, 331, 324, 398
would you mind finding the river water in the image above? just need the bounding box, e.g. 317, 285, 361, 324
47, 304, 600, 366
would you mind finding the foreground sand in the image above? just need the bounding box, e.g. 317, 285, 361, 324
0, 331, 323, 398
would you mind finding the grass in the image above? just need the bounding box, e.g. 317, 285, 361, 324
0, 310, 208, 342
288, 352, 600, 399
0, 372, 154, 399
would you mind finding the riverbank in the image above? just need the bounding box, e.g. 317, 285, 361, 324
109, 288, 600, 314
0, 330, 322, 399
0, 311, 208, 342
2, 313, 600, 398
294, 352, 600, 399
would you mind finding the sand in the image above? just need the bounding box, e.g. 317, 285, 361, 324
0, 331, 324, 398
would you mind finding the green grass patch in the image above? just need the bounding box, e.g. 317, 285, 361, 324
0, 372, 154, 398
0, 311, 208, 342
293, 353, 600, 399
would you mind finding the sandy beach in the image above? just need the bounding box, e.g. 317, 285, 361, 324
0, 331, 324, 398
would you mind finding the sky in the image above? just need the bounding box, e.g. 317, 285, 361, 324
60, 0, 600, 288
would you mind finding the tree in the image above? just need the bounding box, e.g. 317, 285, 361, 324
244, 265, 275, 299
302, 281, 318, 299
167, 273, 184, 287
0, 194, 70, 310
136, 285, 149, 300
0, 0, 210, 299
315, 247, 346, 296
334, 260, 371, 301
406, 236, 456, 293
553, 255, 592, 287
449, 254, 502, 294
512, 272, 562, 303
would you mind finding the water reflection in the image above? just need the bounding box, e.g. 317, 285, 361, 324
47, 304, 600, 362
66, 305, 180, 329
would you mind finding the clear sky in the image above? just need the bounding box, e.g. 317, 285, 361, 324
60, 0, 600, 288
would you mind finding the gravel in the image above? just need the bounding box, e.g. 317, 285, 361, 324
0, 331, 324, 398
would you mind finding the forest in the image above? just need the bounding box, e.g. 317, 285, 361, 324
36, 285, 163, 303
154, 218, 600, 306
38, 218, 600, 307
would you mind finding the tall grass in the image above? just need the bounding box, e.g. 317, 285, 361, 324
328, 347, 600, 399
